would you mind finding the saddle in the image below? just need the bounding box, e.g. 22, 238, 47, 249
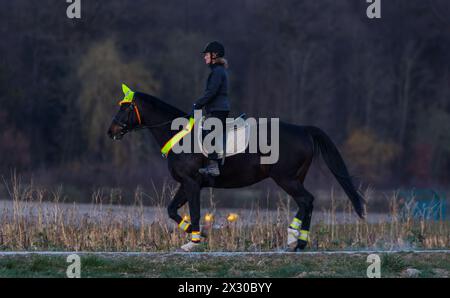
197, 113, 251, 159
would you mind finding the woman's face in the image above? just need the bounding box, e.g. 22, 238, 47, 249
204, 52, 212, 64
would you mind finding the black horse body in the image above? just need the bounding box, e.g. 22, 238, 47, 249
108, 91, 365, 250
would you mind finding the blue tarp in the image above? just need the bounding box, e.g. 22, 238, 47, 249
398, 189, 447, 221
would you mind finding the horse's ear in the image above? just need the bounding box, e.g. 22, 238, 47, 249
122, 83, 131, 95
119, 83, 135, 105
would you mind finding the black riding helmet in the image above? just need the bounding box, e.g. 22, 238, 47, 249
202, 41, 225, 57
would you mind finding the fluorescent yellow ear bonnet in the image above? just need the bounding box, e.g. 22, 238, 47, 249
119, 83, 135, 105
118, 83, 142, 125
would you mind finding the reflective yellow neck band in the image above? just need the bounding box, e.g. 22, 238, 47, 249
161, 117, 195, 157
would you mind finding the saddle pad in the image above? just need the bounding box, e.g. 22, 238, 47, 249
197, 117, 251, 158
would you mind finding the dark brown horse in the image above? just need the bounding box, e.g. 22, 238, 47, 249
107, 90, 365, 251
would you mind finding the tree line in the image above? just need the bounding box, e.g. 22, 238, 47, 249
0, 0, 449, 199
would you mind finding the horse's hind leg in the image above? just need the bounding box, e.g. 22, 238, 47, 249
295, 187, 314, 250
274, 178, 314, 251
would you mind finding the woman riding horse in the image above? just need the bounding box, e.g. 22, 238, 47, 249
107, 43, 366, 252
194, 41, 230, 177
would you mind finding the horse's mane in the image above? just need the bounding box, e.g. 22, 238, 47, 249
136, 92, 186, 118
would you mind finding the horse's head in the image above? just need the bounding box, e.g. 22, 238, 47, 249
107, 84, 143, 140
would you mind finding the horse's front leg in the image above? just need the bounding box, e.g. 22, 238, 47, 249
167, 185, 191, 232
180, 179, 202, 252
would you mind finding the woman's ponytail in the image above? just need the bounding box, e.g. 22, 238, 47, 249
214, 57, 228, 68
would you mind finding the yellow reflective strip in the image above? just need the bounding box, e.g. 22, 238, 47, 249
161, 117, 195, 157
178, 219, 191, 231
289, 218, 302, 230
178, 219, 186, 228
191, 232, 201, 242
182, 223, 190, 231
299, 230, 309, 241
293, 218, 302, 224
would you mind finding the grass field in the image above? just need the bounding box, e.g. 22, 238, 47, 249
0, 252, 448, 278
0, 177, 448, 252
0, 177, 448, 278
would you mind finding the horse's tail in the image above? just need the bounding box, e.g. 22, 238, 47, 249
306, 126, 366, 219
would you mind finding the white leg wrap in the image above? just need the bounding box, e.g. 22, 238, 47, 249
287, 228, 300, 246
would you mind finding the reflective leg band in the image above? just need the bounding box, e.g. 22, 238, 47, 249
289, 217, 302, 230
191, 231, 201, 243
178, 219, 191, 232
299, 230, 309, 241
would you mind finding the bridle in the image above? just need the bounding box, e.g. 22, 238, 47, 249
111, 98, 196, 158
112, 101, 186, 135
112, 102, 140, 135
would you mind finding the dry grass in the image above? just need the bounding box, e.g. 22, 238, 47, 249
0, 175, 448, 252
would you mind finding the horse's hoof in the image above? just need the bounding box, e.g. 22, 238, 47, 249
296, 239, 308, 251
284, 246, 297, 252
180, 241, 201, 252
